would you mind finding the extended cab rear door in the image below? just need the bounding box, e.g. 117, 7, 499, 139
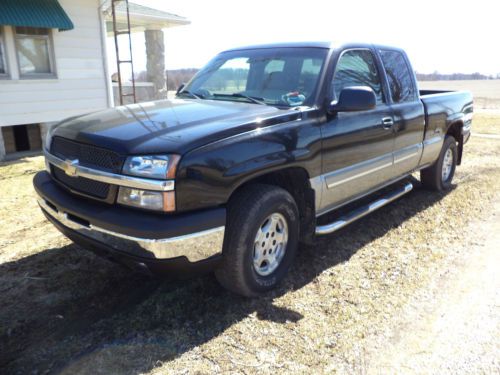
318, 48, 395, 215
377, 49, 425, 177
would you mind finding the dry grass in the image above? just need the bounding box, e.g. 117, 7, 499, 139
0, 117, 499, 374
472, 113, 500, 134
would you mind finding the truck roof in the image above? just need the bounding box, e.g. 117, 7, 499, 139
223, 41, 335, 52
222, 41, 405, 53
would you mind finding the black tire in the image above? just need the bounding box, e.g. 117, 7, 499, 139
420, 135, 457, 191
215, 184, 299, 297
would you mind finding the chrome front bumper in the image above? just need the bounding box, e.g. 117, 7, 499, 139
37, 197, 225, 262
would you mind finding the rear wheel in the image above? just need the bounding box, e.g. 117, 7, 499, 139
215, 184, 299, 297
421, 135, 457, 191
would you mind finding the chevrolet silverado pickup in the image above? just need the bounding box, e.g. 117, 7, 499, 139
34, 42, 473, 296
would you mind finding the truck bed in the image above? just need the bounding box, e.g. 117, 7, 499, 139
420, 89, 473, 139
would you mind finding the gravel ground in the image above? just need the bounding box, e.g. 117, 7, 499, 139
0, 116, 499, 374
367, 199, 500, 374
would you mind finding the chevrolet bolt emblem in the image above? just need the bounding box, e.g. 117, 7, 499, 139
63, 159, 79, 177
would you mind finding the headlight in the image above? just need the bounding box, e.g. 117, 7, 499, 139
117, 188, 176, 212
123, 155, 180, 180
120, 154, 179, 212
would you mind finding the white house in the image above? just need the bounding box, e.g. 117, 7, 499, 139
0, 0, 189, 160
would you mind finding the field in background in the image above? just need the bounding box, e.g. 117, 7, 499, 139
418, 80, 500, 110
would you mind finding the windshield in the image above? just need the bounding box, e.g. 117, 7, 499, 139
180, 47, 328, 107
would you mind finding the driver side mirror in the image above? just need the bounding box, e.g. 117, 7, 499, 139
328, 86, 376, 113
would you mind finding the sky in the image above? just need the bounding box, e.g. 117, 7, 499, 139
109, 0, 500, 76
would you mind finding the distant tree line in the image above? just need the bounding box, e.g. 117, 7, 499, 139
134, 69, 199, 90
416, 71, 500, 81
164, 68, 250, 91
166, 69, 199, 90
136, 68, 249, 91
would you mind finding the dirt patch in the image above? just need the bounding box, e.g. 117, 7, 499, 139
0, 117, 499, 374
367, 199, 500, 374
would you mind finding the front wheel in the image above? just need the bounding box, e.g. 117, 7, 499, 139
215, 184, 299, 297
420, 135, 458, 191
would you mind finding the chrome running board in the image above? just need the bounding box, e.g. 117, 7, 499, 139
315, 182, 413, 235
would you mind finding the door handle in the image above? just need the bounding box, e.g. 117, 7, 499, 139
382, 117, 394, 129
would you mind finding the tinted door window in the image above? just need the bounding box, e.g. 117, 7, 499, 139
333, 49, 384, 103
380, 50, 416, 103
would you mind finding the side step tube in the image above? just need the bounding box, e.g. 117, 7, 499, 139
315, 182, 413, 236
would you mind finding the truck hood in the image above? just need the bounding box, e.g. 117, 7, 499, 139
51, 98, 302, 155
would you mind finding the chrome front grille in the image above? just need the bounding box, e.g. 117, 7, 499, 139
50, 137, 124, 173
52, 166, 110, 199
49, 137, 124, 200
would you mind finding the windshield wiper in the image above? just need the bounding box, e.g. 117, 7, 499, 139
213, 93, 267, 105
232, 93, 267, 105
177, 90, 204, 99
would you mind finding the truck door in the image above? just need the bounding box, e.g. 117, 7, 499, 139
378, 49, 425, 177
318, 48, 395, 215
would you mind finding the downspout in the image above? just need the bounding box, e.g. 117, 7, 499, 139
98, 0, 114, 108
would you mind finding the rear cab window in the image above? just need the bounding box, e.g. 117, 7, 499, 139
379, 50, 417, 103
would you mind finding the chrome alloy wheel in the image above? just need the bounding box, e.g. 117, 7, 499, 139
442, 147, 454, 182
253, 213, 289, 276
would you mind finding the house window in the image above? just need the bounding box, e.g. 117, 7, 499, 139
15, 27, 54, 77
0, 27, 7, 75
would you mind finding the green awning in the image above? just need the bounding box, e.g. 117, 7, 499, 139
0, 0, 74, 31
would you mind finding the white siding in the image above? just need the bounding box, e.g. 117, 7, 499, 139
0, 0, 109, 127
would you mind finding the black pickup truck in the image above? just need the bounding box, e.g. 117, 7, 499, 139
34, 42, 473, 296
